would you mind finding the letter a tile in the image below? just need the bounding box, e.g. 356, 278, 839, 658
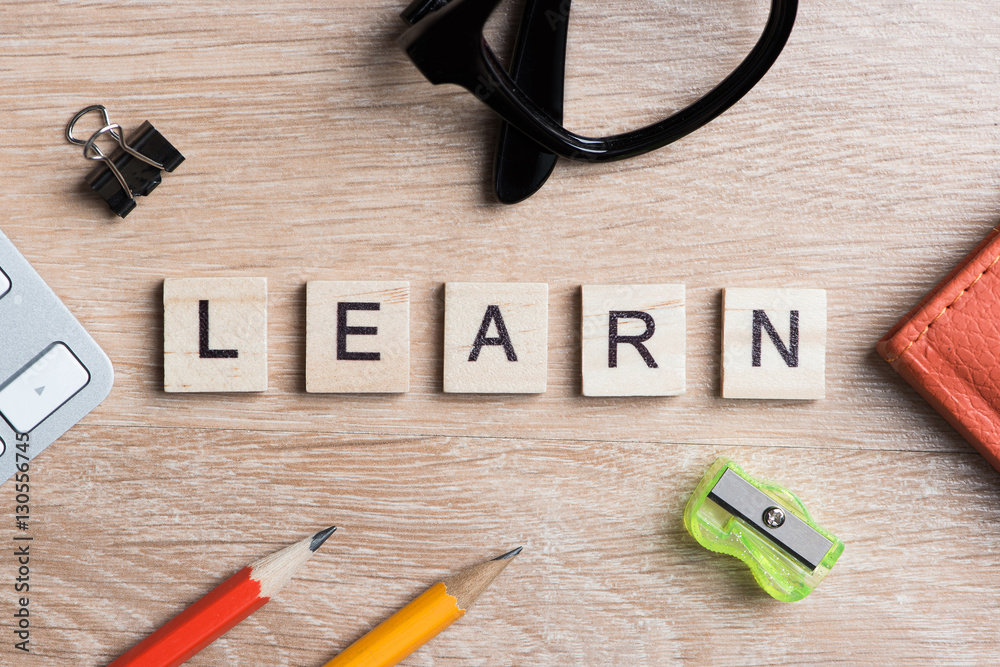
722, 288, 826, 399
582, 284, 685, 396
163, 277, 267, 392
443, 282, 548, 393
306, 281, 410, 393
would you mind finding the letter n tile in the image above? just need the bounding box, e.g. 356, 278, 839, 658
722, 287, 826, 399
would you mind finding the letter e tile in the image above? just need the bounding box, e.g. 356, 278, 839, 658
163, 277, 267, 392
722, 287, 826, 399
306, 281, 410, 393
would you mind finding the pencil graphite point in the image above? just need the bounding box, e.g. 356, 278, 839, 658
493, 546, 523, 561
112, 529, 332, 667
442, 546, 523, 612
310, 526, 338, 552
325, 547, 521, 666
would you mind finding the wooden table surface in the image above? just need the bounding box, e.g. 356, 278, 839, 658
2, 0, 1000, 664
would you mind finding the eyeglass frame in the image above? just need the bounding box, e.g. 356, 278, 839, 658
399, 0, 798, 163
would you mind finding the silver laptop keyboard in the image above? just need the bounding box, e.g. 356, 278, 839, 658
0, 229, 113, 484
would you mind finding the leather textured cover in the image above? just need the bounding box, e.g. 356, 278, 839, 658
878, 227, 1000, 472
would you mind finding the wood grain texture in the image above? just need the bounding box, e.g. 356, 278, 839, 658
1, 0, 1000, 664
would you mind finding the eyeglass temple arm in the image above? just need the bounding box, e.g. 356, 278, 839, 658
492, 0, 569, 204
400, 0, 450, 24
401, 0, 797, 162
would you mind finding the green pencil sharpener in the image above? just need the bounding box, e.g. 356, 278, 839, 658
683, 458, 844, 602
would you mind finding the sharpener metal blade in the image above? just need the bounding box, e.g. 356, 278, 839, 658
708, 468, 833, 570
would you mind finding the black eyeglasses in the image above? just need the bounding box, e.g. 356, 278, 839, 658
399, 0, 798, 203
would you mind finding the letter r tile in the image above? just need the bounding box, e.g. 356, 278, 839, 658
721, 287, 826, 400
443, 282, 548, 394
163, 277, 267, 392
581, 284, 685, 397
306, 281, 410, 393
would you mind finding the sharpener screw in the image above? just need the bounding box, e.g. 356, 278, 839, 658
763, 507, 785, 528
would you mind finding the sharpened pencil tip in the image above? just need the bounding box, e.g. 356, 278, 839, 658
493, 546, 523, 561
310, 526, 337, 552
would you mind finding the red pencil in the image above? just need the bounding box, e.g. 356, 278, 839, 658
110, 526, 337, 667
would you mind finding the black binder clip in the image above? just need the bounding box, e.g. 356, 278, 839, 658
65, 105, 184, 218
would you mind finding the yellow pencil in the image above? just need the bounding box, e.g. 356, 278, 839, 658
325, 547, 522, 667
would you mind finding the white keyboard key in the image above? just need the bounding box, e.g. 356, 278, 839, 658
0, 267, 9, 299
0, 344, 90, 433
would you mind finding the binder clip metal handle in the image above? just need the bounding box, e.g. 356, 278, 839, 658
66, 105, 184, 218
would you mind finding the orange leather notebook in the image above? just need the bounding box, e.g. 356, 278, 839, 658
878, 227, 1000, 472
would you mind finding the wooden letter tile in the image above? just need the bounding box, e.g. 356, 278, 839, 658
306, 281, 410, 393
581, 284, 685, 397
163, 277, 267, 392
443, 282, 548, 394
721, 288, 826, 399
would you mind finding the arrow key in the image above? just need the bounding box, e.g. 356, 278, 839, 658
0, 344, 90, 433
